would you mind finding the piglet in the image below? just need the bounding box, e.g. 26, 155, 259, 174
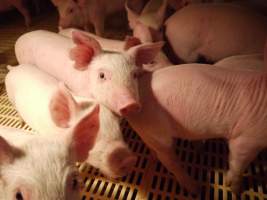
0, 103, 99, 199
15, 30, 163, 116
0, 0, 31, 26
165, 3, 267, 63
126, 0, 172, 70
51, 0, 144, 36
125, 43, 267, 194
5, 64, 137, 179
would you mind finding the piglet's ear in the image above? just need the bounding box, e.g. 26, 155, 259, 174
123, 36, 142, 50
0, 136, 21, 165
70, 31, 102, 70
49, 83, 79, 128
70, 105, 100, 162
127, 41, 164, 67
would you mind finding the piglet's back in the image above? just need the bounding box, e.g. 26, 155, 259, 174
151, 65, 267, 139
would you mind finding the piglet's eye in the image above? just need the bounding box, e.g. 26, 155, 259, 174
99, 72, 106, 80
15, 191, 23, 200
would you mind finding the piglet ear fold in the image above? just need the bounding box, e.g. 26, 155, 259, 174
70, 105, 100, 162
70, 31, 102, 70
127, 41, 164, 67
123, 36, 142, 50
0, 136, 21, 165
125, 0, 140, 30
49, 83, 79, 128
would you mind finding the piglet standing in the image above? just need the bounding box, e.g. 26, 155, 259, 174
125, 0, 172, 70
124, 41, 267, 194
0, 0, 31, 26
165, 3, 267, 63
0, 104, 99, 199
5, 64, 137, 179
51, 0, 144, 36
15, 30, 163, 116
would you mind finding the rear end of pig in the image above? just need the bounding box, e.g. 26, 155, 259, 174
0, 105, 99, 200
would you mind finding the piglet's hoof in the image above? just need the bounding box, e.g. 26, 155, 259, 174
225, 173, 242, 194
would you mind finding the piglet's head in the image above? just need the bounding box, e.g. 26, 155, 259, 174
69, 30, 163, 116
52, 0, 83, 30
88, 41, 163, 116
70, 31, 102, 70
0, 105, 99, 200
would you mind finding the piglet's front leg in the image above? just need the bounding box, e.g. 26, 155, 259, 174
226, 137, 260, 193
155, 144, 200, 196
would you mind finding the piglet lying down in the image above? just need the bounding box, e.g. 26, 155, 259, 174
126, 62, 267, 194
15, 30, 163, 117
0, 104, 99, 200
5, 64, 137, 179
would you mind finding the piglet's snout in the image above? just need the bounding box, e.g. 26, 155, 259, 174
108, 147, 137, 177
118, 93, 141, 116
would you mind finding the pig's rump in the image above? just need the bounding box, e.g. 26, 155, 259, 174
165, 4, 267, 63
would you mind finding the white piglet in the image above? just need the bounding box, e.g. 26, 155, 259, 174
15, 30, 163, 116
0, 105, 99, 199
5, 64, 137, 179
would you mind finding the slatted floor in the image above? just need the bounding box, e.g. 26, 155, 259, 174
0, 9, 266, 200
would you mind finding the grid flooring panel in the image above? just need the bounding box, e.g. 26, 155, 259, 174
0, 9, 266, 200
